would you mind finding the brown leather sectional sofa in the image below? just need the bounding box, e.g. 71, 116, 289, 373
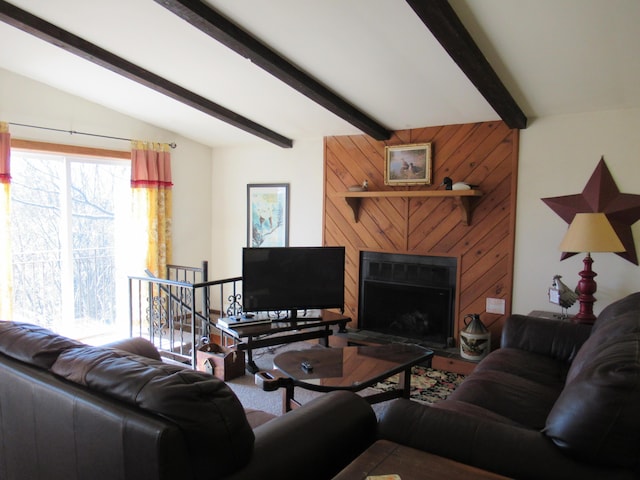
3, 291, 640, 479
372, 292, 640, 479
0, 321, 375, 480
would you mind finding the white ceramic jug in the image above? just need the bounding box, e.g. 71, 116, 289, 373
459, 313, 491, 361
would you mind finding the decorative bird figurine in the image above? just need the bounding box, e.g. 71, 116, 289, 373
441, 177, 478, 190
550, 274, 578, 318
348, 179, 369, 192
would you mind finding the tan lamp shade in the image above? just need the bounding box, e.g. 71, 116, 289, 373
559, 213, 625, 253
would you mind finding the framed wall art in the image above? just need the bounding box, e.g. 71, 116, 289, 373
384, 143, 432, 186
247, 183, 289, 247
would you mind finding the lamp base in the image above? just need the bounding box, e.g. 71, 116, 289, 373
572, 253, 597, 325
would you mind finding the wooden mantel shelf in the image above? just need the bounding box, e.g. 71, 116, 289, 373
334, 190, 483, 225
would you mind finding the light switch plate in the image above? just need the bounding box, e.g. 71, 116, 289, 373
486, 297, 506, 314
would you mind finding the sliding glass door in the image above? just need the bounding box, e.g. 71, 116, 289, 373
10, 150, 132, 341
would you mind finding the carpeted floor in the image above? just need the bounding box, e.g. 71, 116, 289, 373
226, 342, 465, 417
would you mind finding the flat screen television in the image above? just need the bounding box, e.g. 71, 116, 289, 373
242, 246, 345, 318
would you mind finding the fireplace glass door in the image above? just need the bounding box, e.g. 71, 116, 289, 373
359, 252, 456, 347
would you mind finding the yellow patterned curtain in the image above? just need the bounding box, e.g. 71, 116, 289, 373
0, 122, 12, 318
131, 142, 173, 278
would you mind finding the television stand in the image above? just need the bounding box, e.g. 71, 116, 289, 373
215, 310, 351, 373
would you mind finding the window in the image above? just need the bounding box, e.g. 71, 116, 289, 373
10, 146, 132, 341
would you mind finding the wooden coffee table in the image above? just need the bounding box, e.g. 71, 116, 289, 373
256, 343, 433, 414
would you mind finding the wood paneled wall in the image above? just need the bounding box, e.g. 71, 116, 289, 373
323, 121, 519, 345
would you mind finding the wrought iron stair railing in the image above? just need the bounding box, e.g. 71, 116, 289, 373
128, 261, 242, 368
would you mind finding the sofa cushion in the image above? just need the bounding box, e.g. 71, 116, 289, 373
591, 292, 640, 335
0, 320, 82, 368
501, 315, 591, 362
431, 399, 523, 427
566, 315, 640, 387
446, 368, 563, 429
474, 347, 570, 386
51, 344, 255, 478
544, 330, 640, 469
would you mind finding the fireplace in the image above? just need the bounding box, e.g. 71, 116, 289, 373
358, 251, 457, 347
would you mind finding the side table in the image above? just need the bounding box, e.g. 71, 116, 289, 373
332, 439, 510, 480
528, 310, 570, 321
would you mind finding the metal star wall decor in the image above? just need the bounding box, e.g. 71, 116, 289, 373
542, 157, 640, 265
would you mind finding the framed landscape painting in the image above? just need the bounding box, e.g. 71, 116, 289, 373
247, 183, 289, 247
384, 143, 432, 186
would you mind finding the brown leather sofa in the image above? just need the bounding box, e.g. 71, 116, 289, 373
370, 292, 640, 479
0, 321, 376, 480
6, 292, 640, 480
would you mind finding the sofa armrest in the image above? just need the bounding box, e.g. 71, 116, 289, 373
378, 399, 632, 480
501, 314, 592, 362
226, 391, 376, 480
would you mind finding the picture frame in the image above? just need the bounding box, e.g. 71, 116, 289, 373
247, 183, 289, 247
384, 143, 432, 186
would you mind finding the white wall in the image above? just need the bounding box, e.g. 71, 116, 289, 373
6, 66, 638, 316
514, 108, 640, 315
209, 139, 324, 279
210, 108, 640, 316
0, 68, 213, 268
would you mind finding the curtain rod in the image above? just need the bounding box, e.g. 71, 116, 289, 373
8, 122, 177, 149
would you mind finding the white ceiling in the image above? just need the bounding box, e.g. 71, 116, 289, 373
1, 0, 639, 149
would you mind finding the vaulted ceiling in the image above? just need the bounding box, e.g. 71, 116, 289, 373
1, 0, 639, 149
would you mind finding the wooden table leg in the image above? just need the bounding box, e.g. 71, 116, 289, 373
282, 383, 302, 414
245, 335, 259, 373
398, 368, 411, 399
318, 327, 331, 347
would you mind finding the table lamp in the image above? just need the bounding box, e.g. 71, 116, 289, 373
558, 212, 625, 324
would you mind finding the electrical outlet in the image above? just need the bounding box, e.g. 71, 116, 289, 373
486, 297, 506, 315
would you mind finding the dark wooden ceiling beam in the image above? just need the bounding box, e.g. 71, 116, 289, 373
0, 0, 293, 148
405, 0, 527, 129
154, 0, 392, 141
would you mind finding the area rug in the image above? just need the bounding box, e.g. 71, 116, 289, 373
370, 365, 466, 404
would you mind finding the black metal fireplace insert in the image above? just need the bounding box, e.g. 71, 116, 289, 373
358, 251, 457, 348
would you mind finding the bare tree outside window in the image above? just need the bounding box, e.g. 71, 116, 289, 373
10, 151, 131, 340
